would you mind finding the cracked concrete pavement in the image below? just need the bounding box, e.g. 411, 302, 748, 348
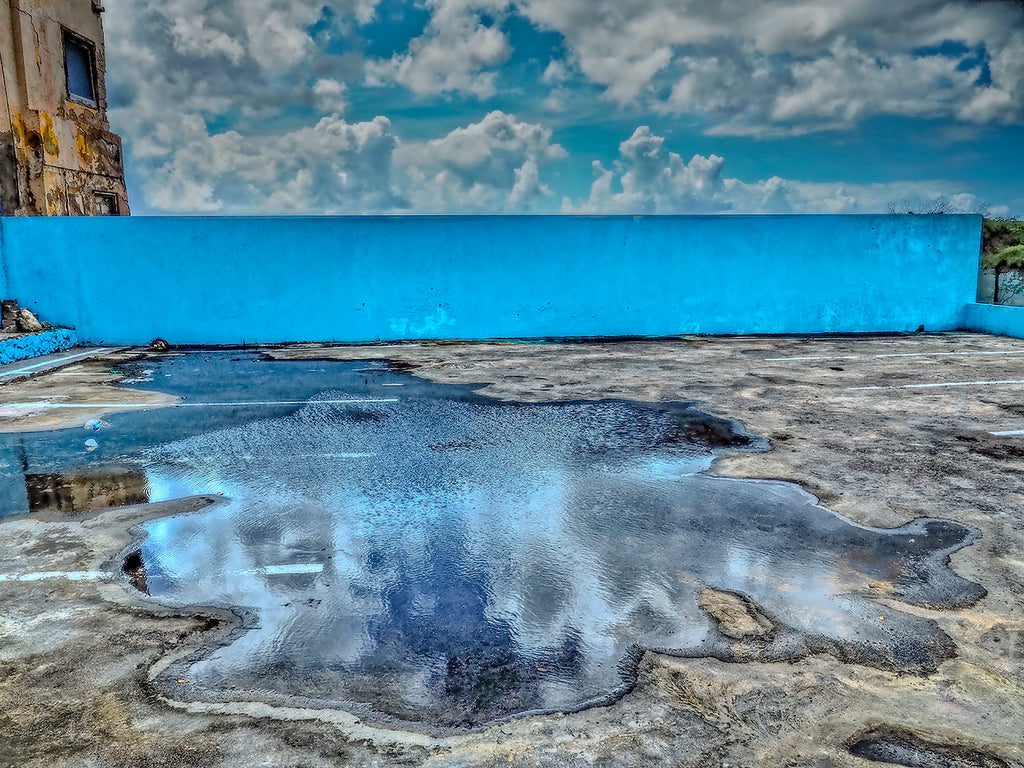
1, 333, 1022, 767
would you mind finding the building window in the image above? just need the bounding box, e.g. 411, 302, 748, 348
94, 192, 119, 215
64, 31, 97, 106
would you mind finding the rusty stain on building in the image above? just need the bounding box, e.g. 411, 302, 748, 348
0, 0, 128, 216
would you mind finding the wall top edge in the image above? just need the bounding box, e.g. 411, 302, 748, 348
0, 213, 985, 223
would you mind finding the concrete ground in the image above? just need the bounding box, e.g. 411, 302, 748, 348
0, 333, 1022, 768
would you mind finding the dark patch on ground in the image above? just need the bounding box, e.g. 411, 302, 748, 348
123, 549, 149, 594
848, 727, 1010, 768
971, 442, 1024, 461
667, 411, 752, 448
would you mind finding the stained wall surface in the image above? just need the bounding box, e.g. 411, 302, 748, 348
0, 214, 982, 345
0, 0, 129, 216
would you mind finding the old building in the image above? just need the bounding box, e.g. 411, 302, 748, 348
0, 0, 128, 216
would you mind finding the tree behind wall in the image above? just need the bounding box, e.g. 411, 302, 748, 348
983, 244, 1024, 304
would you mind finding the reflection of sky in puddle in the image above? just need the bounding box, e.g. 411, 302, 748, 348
0, 353, 985, 730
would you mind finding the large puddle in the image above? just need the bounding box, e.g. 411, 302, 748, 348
0, 352, 985, 731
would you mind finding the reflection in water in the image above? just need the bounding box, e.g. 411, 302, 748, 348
0, 353, 985, 730
132, 386, 983, 730
26, 470, 149, 514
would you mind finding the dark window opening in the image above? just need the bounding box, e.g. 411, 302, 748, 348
94, 192, 119, 216
64, 31, 97, 105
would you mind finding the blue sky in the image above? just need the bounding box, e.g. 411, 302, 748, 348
104, 0, 1024, 216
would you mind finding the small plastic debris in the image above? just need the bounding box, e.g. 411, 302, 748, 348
84, 419, 102, 431
109, 367, 124, 374
176, 678, 188, 684
84, 438, 99, 452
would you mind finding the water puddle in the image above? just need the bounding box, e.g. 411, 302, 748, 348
0, 352, 985, 731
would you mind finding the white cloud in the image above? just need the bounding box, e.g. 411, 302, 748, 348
565, 126, 1000, 215
124, 107, 566, 214
101, 0, 1019, 214
313, 79, 348, 116
397, 110, 566, 211
365, 0, 512, 97
513, 0, 1024, 133
139, 115, 401, 213
354, 0, 1024, 131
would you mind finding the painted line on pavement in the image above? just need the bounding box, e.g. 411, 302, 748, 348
767, 350, 1024, 362
0, 571, 107, 582
991, 429, 1024, 436
765, 355, 862, 361
0, 563, 324, 583
2, 398, 400, 410
0, 348, 124, 379
875, 350, 1024, 358
849, 379, 1024, 391
52, 372, 117, 377
251, 564, 324, 576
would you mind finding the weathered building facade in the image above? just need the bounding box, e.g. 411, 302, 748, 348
0, 0, 128, 216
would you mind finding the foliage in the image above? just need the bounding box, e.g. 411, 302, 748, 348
886, 195, 990, 216
983, 244, 1024, 270
982, 219, 1024, 255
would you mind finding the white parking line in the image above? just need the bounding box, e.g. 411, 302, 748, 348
765, 355, 862, 361
0, 571, 107, 582
252, 564, 324, 576
875, 350, 1024, 359
177, 399, 399, 407
0, 563, 324, 582
0, 348, 123, 379
849, 380, 1024, 391
991, 429, 1024, 436
2, 398, 399, 410
767, 350, 1024, 362
285, 343, 421, 350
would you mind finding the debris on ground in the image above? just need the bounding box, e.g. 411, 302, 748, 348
0, 300, 18, 332
15, 308, 43, 333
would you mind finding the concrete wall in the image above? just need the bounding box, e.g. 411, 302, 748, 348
961, 303, 1024, 339
0, 214, 982, 345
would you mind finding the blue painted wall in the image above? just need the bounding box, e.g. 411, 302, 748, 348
0, 215, 982, 345
961, 302, 1024, 339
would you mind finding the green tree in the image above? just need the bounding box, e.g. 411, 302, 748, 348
982, 219, 1024, 256
983, 244, 1024, 304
